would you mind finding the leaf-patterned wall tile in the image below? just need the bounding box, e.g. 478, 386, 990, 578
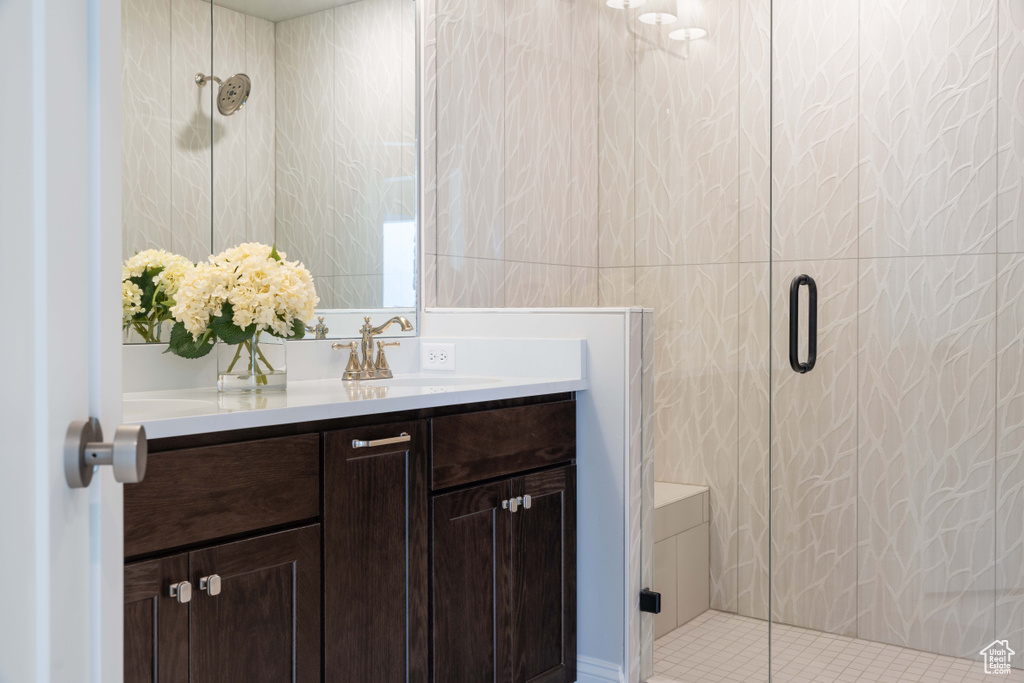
771, 258, 859, 636
245, 14, 276, 247
996, 254, 1024, 660
504, 262, 573, 307
998, 0, 1024, 253
771, 0, 859, 261
738, 262, 769, 620
633, 1, 740, 267
436, 255, 504, 307
436, 0, 505, 261
275, 9, 335, 278
599, 266, 635, 307
858, 255, 997, 659
212, 4, 248, 254
504, 43, 573, 266
171, 0, 213, 263
637, 263, 740, 613
859, 0, 998, 258
122, 0, 173, 258
738, 0, 770, 264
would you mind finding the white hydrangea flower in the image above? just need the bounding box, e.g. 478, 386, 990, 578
122, 249, 193, 288
171, 243, 319, 341
122, 280, 143, 322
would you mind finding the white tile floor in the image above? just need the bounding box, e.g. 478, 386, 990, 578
650, 610, 1024, 683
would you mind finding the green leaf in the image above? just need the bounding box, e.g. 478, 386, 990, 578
268, 244, 282, 262
211, 302, 257, 345
290, 318, 306, 340
166, 322, 215, 359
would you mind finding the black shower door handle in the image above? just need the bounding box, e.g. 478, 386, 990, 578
789, 274, 817, 374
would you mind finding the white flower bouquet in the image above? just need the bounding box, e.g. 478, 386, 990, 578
122, 249, 194, 343
167, 243, 318, 390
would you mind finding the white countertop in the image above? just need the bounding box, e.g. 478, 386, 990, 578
125, 374, 588, 440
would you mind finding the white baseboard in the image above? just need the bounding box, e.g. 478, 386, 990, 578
577, 655, 625, 683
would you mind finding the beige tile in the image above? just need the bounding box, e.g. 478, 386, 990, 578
504, 262, 573, 307
504, 44, 573, 266
171, 0, 214, 263
436, 0, 505, 261
771, 259, 858, 636
599, 266, 635, 307
859, 0, 998, 258
598, 73, 635, 267
571, 267, 598, 307
244, 14, 276, 247
121, 0, 173, 258
738, 0, 770, 264
771, 0, 859, 261
637, 263, 739, 612
999, 0, 1024, 253
633, 0, 740, 267
996, 254, 1024, 660
571, 64, 599, 269
655, 495, 705, 543
858, 255, 997, 659
676, 523, 711, 627
436, 255, 503, 307
737, 262, 770, 620
655, 536, 679, 640
212, 4, 247, 254
275, 9, 335, 277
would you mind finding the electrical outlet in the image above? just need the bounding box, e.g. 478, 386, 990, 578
421, 342, 456, 371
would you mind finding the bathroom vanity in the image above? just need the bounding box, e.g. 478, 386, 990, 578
122, 391, 577, 683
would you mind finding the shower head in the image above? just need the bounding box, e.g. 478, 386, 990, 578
194, 72, 251, 116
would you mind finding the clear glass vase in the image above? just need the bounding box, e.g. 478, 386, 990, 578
217, 331, 287, 392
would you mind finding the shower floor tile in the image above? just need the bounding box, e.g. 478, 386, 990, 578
650, 610, 1024, 683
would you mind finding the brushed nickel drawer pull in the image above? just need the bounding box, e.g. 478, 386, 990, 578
352, 432, 411, 449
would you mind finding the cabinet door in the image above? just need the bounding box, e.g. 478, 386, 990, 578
512, 466, 576, 683
124, 554, 189, 683
323, 421, 428, 683
432, 480, 513, 683
189, 525, 321, 683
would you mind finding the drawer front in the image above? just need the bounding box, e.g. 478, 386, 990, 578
125, 434, 319, 558
431, 400, 576, 490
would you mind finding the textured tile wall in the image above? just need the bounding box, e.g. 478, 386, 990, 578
428, 0, 601, 307
276, 0, 415, 308
122, 0, 275, 264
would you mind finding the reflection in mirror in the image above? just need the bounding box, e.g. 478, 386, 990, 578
121, 0, 418, 342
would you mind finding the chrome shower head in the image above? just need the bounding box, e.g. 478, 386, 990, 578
195, 72, 251, 116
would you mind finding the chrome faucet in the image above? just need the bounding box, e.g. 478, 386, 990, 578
332, 316, 413, 381
305, 315, 329, 339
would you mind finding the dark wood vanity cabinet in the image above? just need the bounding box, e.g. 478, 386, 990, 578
323, 421, 429, 683
432, 466, 576, 683
123, 526, 321, 683
124, 395, 576, 683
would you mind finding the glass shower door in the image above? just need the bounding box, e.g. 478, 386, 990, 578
769, 0, 1023, 680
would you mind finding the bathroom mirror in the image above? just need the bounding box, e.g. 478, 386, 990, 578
121, 0, 418, 341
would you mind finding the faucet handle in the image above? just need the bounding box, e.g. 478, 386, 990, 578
333, 341, 362, 381
375, 341, 400, 378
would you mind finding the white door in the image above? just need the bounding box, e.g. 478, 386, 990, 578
0, 0, 124, 681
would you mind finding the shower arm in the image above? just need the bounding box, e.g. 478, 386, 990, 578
194, 73, 223, 88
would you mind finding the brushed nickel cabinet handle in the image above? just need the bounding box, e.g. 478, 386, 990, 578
169, 580, 192, 604
522, 495, 532, 510
352, 432, 411, 449
199, 574, 221, 596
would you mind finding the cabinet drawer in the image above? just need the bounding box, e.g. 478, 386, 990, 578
431, 401, 576, 490
124, 434, 319, 558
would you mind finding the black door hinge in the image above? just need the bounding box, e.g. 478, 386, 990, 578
639, 588, 661, 614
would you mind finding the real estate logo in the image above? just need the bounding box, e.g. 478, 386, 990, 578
979, 640, 1015, 675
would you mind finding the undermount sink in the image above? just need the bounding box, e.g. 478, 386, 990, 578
384, 376, 502, 388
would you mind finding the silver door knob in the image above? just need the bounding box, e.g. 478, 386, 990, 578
64, 418, 148, 488
200, 574, 222, 596
169, 581, 192, 604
